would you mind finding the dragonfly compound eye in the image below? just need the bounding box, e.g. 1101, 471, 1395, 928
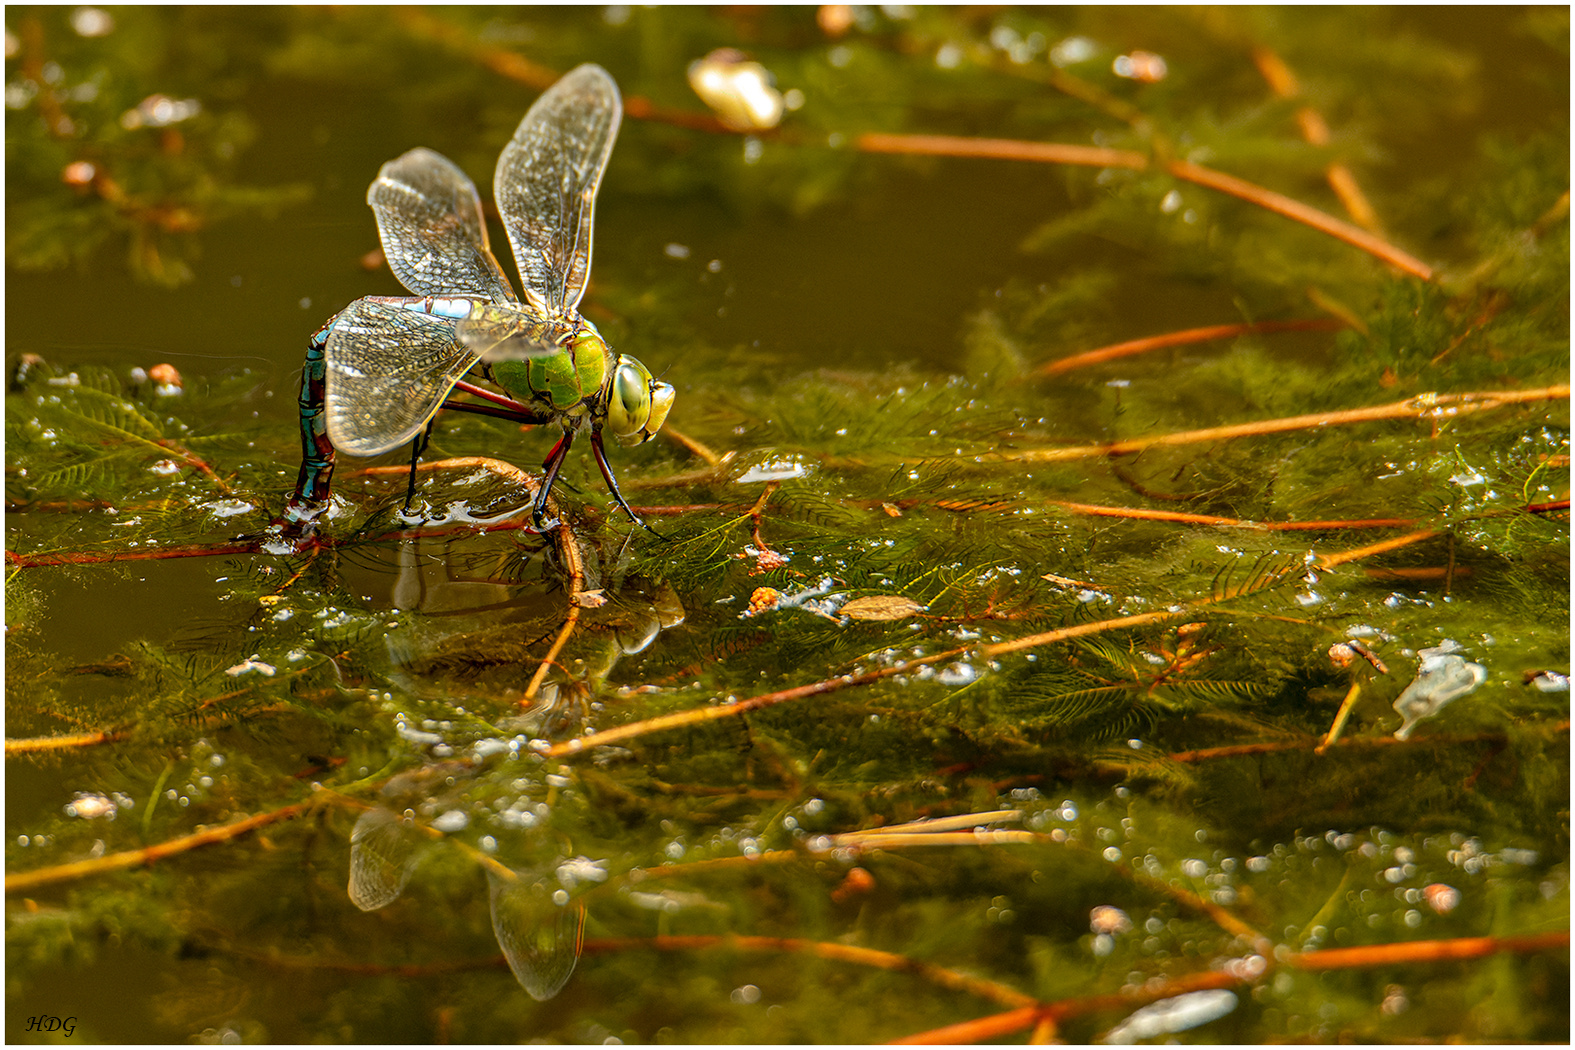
608, 356, 674, 446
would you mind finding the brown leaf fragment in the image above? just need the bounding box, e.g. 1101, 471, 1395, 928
841, 595, 926, 621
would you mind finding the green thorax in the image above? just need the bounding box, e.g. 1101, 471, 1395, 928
490, 325, 613, 420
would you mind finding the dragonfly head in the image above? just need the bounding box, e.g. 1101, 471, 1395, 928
605, 355, 675, 447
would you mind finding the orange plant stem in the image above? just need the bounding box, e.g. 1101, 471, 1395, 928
544, 648, 960, 757
892, 971, 1243, 1044
892, 931, 1568, 1044
1251, 46, 1381, 231
1317, 679, 1364, 753
980, 610, 1186, 659
891, 1006, 1040, 1045
1166, 160, 1432, 280
220, 464, 1541, 767
5, 730, 128, 754
976, 386, 1570, 464
1316, 529, 1439, 571
546, 609, 1192, 758
856, 131, 1148, 171
6, 801, 312, 894
634, 850, 798, 880
6, 542, 261, 568
1290, 931, 1569, 971
1046, 500, 1417, 531
1168, 721, 1569, 764
849, 133, 1431, 278
526, 513, 585, 702
393, 8, 557, 89
1037, 318, 1347, 377
543, 483, 1568, 759
353, 454, 535, 488
583, 934, 1039, 1010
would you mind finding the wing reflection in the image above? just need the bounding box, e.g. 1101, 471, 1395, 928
488, 868, 586, 1001
347, 806, 421, 912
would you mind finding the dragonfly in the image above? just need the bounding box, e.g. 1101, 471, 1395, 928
282, 64, 673, 535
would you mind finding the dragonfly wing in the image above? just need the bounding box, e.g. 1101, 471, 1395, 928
324, 299, 482, 456
457, 302, 577, 363
495, 64, 620, 316
368, 147, 516, 303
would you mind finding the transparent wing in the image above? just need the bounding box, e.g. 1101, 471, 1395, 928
495, 64, 621, 317
347, 807, 419, 912
488, 868, 583, 1002
324, 299, 481, 456
368, 147, 516, 303
457, 302, 579, 364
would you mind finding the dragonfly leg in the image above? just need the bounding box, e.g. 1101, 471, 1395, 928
451, 378, 540, 414
401, 419, 436, 517
533, 431, 574, 529
440, 398, 552, 426
590, 429, 662, 538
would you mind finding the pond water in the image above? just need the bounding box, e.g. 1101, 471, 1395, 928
6, 6, 1568, 1044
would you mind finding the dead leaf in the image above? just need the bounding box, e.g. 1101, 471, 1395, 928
841, 595, 926, 621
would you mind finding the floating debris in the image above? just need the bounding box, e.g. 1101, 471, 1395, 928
936, 662, 976, 686
840, 595, 926, 622
1422, 883, 1460, 914
743, 578, 841, 620
1112, 49, 1168, 82
831, 866, 876, 903
1393, 640, 1487, 740
736, 456, 809, 482
1089, 904, 1133, 958
70, 7, 115, 37
688, 49, 785, 131
1089, 905, 1133, 935
149, 362, 183, 395
61, 160, 97, 187
817, 5, 855, 38
11, 353, 46, 390
746, 587, 781, 615
1524, 669, 1569, 693
1103, 989, 1237, 1043
737, 544, 790, 572
202, 499, 254, 519
120, 93, 201, 130
64, 793, 116, 820
1328, 638, 1388, 673
554, 855, 609, 890
1051, 36, 1098, 67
